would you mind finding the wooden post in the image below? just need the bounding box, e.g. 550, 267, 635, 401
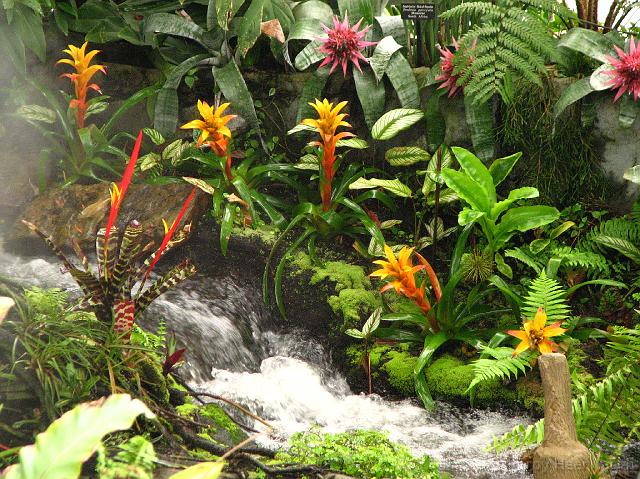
533, 353, 592, 479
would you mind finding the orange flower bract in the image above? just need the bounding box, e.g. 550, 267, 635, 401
507, 307, 567, 357
57, 42, 106, 129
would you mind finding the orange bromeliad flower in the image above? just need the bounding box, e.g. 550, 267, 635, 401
57, 42, 106, 129
302, 98, 354, 211
371, 244, 442, 329
507, 307, 567, 357
181, 100, 236, 180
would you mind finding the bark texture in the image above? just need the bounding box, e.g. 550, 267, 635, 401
533, 353, 592, 479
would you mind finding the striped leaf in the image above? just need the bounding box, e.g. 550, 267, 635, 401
385, 146, 430, 166
371, 108, 424, 140
349, 177, 412, 197
354, 66, 385, 129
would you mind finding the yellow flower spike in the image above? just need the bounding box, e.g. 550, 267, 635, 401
507, 307, 567, 357
162, 219, 170, 235
109, 183, 121, 207
181, 100, 236, 157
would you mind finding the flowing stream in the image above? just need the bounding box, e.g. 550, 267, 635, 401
0, 241, 533, 478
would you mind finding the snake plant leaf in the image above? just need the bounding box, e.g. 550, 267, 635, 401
369, 35, 402, 83
554, 77, 595, 119
557, 27, 617, 63
337, 0, 374, 24
373, 15, 406, 47
424, 93, 445, 147
3, 395, 155, 479
263, 0, 295, 35
144, 13, 211, 50
354, 66, 386, 129
464, 95, 495, 163
590, 63, 615, 91
371, 108, 424, 140
386, 146, 430, 166
283, 18, 324, 68
295, 68, 330, 123
294, 40, 325, 70
169, 462, 225, 479
386, 51, 420, 108
349, 177, 412, 197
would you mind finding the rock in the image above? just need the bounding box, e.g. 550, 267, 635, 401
7, 183, 209, 254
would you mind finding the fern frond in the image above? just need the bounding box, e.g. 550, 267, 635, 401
488, 421, 545, 452
505, 247, 542, 273
467, 346, 534, 392
522, 272, 570, 321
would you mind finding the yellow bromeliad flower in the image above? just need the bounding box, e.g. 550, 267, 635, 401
57, 42, 106, 128
301, 99, 354, 211
507, 307, 567, 356
370, 244, 442, 320
181, 100, 235, 157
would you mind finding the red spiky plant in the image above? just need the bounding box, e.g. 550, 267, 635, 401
23, 131, 197, 341
604, 37, 640, 102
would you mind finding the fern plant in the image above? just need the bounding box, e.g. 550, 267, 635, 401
467, 346, 534, 393
440, 0, 570, 104
580, 217, 640, 266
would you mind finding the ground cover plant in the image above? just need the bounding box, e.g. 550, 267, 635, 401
1, 3, 640, 478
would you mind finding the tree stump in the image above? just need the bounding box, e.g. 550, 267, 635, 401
533, 353, 592, 479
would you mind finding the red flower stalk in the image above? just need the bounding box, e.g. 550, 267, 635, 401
144, 187, 197, 279
162, 348, 187, 375
318, 14, 377, 77
604, 37, 640, 102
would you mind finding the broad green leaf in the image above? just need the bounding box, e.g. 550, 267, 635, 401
549, 221, 575, 239
295, 69, 330, 123
16, 104, 56, 123
4, 395, 155, 479
488, 152, 521, 186
102, 84, 159, 138
362, 307, 382, 337
441, 167, 491, 213
294, 40, 325, 70
424, 94, 445, 147
283, 19, 324, 68
464, 95, 495, 162
530, 238, 551, 254
337, 0, 374, 24
349, 177, 412, 197
459, 208, 485, 226
554, 77, 595, 119
336, 137, 369, 149
213, 60, 263, 147
451, 147, 496, 206
14, 7, 45, 62
143, 127, 165, 145
624, 165, 640, 184
220, 202, 237, 256
139, 152, 161, 172
495, 252, 512, 279
371, 108, 424, 140
292, 0, 333, 23
345, 329, 364, 338
144, 13, 210, 50
237, 0, 265, 56
386, 51, 420, 108
590, 63, 615, 91
558, 27, 616, 63
354, 66, 386, 129
386, 146, 430, 166
288, 123, 316, 135
215, 0, 234, 30
369, 35, 402, 82
169, 461, 224, 479
493, 206, 560, 249
374, 15, 406, 47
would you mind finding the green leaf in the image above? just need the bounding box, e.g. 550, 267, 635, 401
283, 19, 324, 68
424, 94, 445, 147
144, 13, 210, 50
385, 147, 430, 166
459, 208, 485, 226
353, 66, 386, 129
441, 168, 491, 213
414, 331, 449, 409
102, 84, 159, 138
294, 40, 325, 70
292, 0, 333, 23
220, 202, 237, 256
362, 307, 382, 337
4, 395, 155, 479
14, 7, 45, 62
143, 127, 166, 145
618, 94, 639, 129
590, 63, 615, 91
337, 0, 374, 24
493, 206, 560, 249
451, 147, 496, 206
169, 462, 224, 479
529, 238, 551, 254
213, 60, 263, 149
295, 69, 329, 123
237, 0, 266, 56
386, 51, 420, 108
371, 108, 424, 140
488, 152, 521, 187
349, 177, 412, 197
554, 77, 595, 119
345, 329, 364, 339
558, 27, 616, 63
549, 221, 575, 239
495, 252, 513, 279
336, 138, 369, 149
369, 35, 402, 82
464, 95, 495, 162
139, 152, 162, 172
16, 104, 56, 123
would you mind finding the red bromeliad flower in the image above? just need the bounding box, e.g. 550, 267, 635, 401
318, 14, 377, 77
604, 37, 640, 102
436, 37, 475, 98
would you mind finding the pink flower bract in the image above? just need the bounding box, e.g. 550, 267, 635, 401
318, 14, 377, 77
435, 37, 475, 98
604, 37, 640, 102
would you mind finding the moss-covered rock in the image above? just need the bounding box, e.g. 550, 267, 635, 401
381, 349, 417, 396
176, 403, 247, 446
346, 344, 417, 396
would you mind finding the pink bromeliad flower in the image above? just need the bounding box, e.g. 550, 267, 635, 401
603, 37, 640, 102
318, 14, 377, 77
436, 37, 475, 97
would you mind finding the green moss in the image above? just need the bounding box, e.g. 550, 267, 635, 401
231, 225, 278, 246
328, 289, 380, 328
175, 403, 247, 445
382, 350, 417, 396
424, 355, 516, 405
515, 373, 544, 414
137, 358, 170, 404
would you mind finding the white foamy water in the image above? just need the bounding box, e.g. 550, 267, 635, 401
0, 240, 533, 478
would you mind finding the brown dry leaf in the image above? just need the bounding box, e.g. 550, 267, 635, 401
260, 19, 285, 43
79, 197, 110, 219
